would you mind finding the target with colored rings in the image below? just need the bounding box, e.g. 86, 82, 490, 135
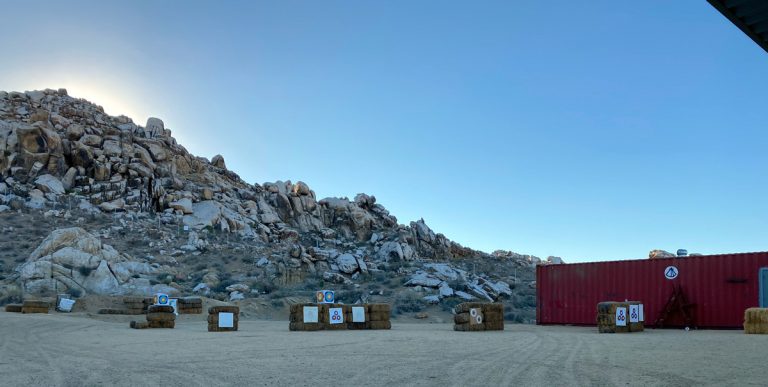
316, 292, 324, 302
324, 291, 334, 302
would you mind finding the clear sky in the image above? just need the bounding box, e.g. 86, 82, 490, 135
1, 1, 766, 262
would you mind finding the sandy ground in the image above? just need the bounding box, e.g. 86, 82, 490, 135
1, 312, 767, 387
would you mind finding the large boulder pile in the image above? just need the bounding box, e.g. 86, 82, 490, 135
0, 89, 539, 309
15, 227, 175, 296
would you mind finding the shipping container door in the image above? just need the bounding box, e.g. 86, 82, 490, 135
761, 268, 768, 307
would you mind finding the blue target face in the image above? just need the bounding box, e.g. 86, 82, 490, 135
324, 291, 334, 303
158, 294, 169, 305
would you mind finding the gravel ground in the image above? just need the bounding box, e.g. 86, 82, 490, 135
1, 312, 766, 386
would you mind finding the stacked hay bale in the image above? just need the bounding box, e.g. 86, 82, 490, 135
208, 305, 239, 332
368, 304, 392, 330
454, 303, 485, 331
288, 303, 392, 331
123, 296, 146, 315
4, 304, 23, 313
627, 301, 644, 332
129, 305, 176, 329
289, 303, 324, 331
744, 308, 768, 334
346, 304, 369, 330
597, 302, 630, 333
21, 300, 50, 314
177, 297, 203, 314
146, 305, 176, 328
481, 303, 505, 331
321, 303, 349, 330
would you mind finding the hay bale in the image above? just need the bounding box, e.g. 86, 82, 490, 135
744, 308, 768, 323
455, 303, 484, 314
142, 297, 154, 304
123, 296, 144, 304
597, 302, 630, 334
208, 305, 239, 314
627, 301, 644, 332
149, 320, 175, 329
347, 322, 370, 330
481, 311, 504, 322
208, 314, 240, 324
22, 300, 51, 308
744, 308, 768, 333
454, 313, 471, 324
130, 321, 150, 329
368, 304, 391, 314
369, 321, 392, 330
288, 322, 323, 331
178, 297, 202, 305
124, 308, 145, 315
368, 311, 390, 322
146, 312, 176, 322
4, 304, 23, 313
21, 306, 50, 314
208, 322, 238, 332
480, 303, 504, 315
453, 323, 485, 332
178, 307, 202, 314
148, 305, 175, 313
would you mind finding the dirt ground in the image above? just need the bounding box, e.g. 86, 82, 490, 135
1, 312, 766, 387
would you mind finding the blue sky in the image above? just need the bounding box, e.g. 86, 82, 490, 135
1, 1, 766, 262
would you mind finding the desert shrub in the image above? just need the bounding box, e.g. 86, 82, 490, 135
251, 278, 276, 294
393, 292, 425, 314
78, 266, 93, 276
0, 287, 22, 306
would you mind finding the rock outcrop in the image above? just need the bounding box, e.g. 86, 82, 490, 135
16, 227, 174, 296
0, 89, 540, 315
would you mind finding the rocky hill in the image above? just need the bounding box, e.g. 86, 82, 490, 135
0, 89, 549, 322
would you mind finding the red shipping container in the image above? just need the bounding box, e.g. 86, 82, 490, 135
536, 252, 768, 328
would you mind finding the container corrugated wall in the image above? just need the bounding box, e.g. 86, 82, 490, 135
536, 252, 768, 328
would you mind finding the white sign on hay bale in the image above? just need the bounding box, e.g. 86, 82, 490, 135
352, 307, 366, 322
303, 306, 319, 323
639, 304, 644, 322
169, 299, 178, 315
218, 312, 234, 328
616, 307, 627, 327
329, 307, 344, 324
57, 298, 75, 312
629, 305, 639, 323
469, 308, 484, 325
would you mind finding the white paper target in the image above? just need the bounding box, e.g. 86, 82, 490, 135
58, 298, 75, 312
218, 312, 234, 328
352, 307, 366, 322
169, 299, 178, 315
615, 307, 627, 327
639, 304, 644, 322
629, 305, 639, 323
303, 306, 319, 323
329, 307, 344, 324
470, 308, 479, 317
